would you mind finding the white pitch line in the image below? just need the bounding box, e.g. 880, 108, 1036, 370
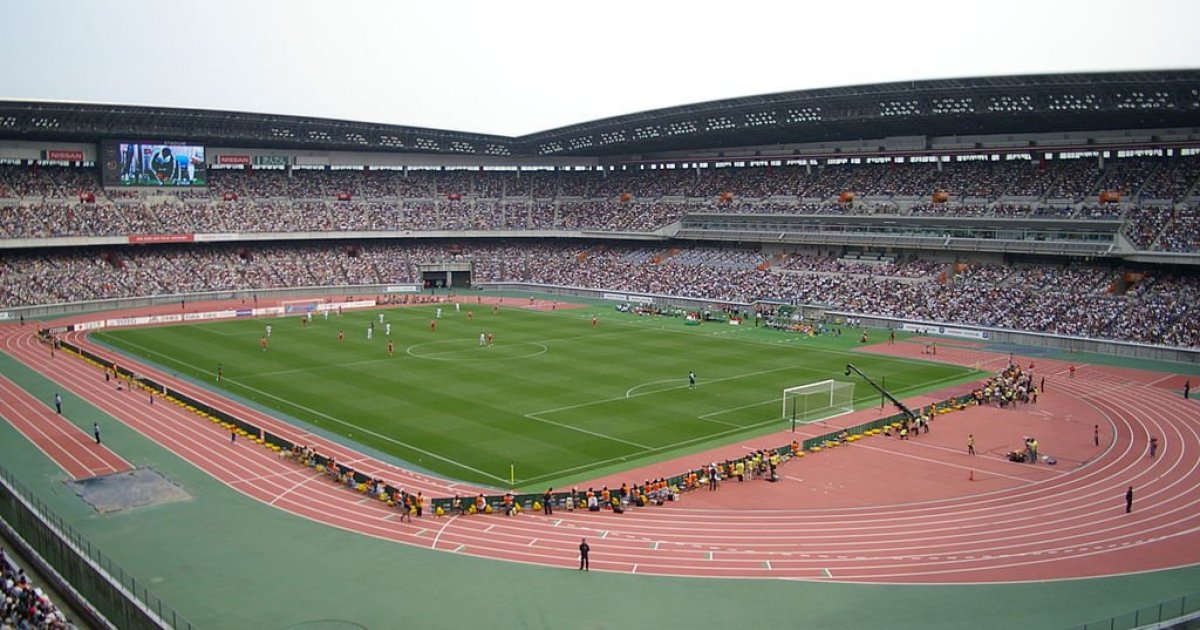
522, 411, 650, 449
104, 336, 511, 484
535, 364, 801, 417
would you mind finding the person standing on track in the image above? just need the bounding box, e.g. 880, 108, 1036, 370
578, 538, 590, 571
93, 422, 101, 445
53, 392, 62, 414
1186, 380, 1191, 400
967, 434, 975, 455
1125, 486, 1134, 513
1094, 424, 1100, 447
1149, 436, 1158, 458
543, 488, 553, 515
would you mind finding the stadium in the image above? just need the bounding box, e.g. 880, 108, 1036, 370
2, 67, 1200, 630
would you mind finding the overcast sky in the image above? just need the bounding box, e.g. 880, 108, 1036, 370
1, 0, 1197, 137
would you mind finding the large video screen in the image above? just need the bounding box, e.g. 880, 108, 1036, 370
100, 142, 206, 187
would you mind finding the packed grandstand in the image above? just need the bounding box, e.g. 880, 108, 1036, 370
2, 71, 1200, 356
2, 157, 1199, 350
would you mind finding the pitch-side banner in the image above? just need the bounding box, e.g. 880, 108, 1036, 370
899, 322, 989, 340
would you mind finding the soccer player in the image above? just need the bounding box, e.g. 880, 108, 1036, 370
430, 320, 437, 332
150, 147, 177, 185
688, 371, 696, 389
265, 324, 272, 338
486, 333, 494, 347
337, 330, 344, 343
260, 336, 268, 352
385, 322, 391, 336
323, 309, 329, 320
467, 310, 474, 320
379, 313, 385, 324
436, 307, 442, 319
592, 315, 598, 328
366, 325, 373, 340
387, 340, 395, 357
479, 332, 486, 347
492, 304, 498, 315
217, 364, 223, 382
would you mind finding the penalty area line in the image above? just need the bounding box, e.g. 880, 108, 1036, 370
100, 336, 512, 485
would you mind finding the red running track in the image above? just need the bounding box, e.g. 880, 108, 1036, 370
3, 312, 1200, 584
0, 370, 132, 480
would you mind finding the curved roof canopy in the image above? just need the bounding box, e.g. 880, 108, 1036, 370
1, 70, 1198, 158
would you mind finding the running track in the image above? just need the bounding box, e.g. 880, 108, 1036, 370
2, 314, 1199, 584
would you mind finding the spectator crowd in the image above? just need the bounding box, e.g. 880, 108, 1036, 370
0, 157, 1197, 250
1, 548, 72, 629
2, 241, 1198, 349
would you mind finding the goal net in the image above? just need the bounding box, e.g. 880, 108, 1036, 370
279, 298, 326, 316
782, 380, 855, 424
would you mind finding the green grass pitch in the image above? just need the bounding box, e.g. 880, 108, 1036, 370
93, 303, 980, 489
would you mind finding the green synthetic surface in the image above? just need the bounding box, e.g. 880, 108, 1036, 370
94, 306, 977, 489
3, 315, 1200, 628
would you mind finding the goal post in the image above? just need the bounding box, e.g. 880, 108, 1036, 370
279, 298, 326, 316
782, 380, 855, 425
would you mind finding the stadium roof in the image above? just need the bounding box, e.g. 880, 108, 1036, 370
1, 70, 1199, 159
